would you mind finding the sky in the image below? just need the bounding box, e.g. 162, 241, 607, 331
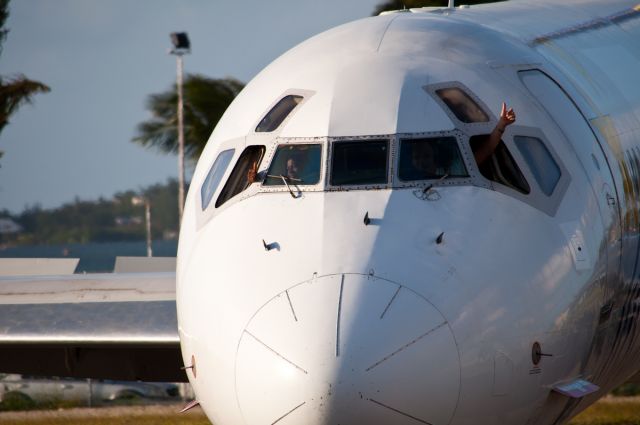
0, 0, 381, 213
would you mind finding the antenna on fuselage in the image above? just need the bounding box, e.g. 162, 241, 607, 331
448, 0, 455, 8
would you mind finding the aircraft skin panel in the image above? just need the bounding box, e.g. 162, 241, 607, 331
201, 15, 398, 145
486, 1, 640, 405
0, 273, 184, 382
449, 0, 639, 45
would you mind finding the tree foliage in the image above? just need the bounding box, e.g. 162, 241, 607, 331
0, 74, 50, 134
0, 0, 7, 50
372, 0, 506, 16
1, 179, 180, 245
132, 74, 244, 161
0, 0, 50, 137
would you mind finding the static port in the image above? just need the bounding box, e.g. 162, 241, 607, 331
532, 342, 542, 365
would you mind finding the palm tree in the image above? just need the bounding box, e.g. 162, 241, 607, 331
0, 0, 50, 139
0, 75, 50, 135
132, 74, 244, 161
373, 0, 505, 15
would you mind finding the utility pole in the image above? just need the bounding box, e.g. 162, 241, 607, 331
169, 32, 191, 224
144, 199, 152, 257
132, 196, 153, 257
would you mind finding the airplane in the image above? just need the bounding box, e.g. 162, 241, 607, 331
1, 0, 640, 423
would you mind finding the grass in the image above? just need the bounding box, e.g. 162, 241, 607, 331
1, 417, 209, 425
569, 397, 640, 425
0, 404, 209, 425
2, 397, 640, 425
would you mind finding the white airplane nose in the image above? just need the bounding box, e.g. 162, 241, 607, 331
235, 274, 460, 425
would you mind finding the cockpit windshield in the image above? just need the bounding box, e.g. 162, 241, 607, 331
435, 88, 489, 123
264, 144, 322, 186
331, 140, 388, 186
255, 95, 303, 133
398, 137, 468, 181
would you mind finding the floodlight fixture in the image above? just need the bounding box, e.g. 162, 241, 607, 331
170, 32, 191, 53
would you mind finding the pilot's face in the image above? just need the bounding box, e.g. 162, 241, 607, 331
286, 157, 299, 179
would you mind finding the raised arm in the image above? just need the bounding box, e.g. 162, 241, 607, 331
246, 160, 258, 184
474, 102, 516, 165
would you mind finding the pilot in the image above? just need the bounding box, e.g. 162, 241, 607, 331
285, 156, 300, 181
410, 140, 467, 179
474, 102, 516, 165
246, 152, 303, 184
246, 160, 259, 184
411, 142, 443, 178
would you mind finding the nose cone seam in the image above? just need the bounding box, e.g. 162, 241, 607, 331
234, 273, 460, 425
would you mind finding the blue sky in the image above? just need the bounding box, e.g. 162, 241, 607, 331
0, 0, 380, 213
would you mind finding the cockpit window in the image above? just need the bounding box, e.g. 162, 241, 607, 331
399, 137, 468, 181
215, 145, 265, 208
515, 136, 560, 196
255, 95, 303, 133
331, 140, 388, 186
436, 88, 490, 123
470, 135, 530, 194
264, 144, 322, 186
201, 149, 235, 210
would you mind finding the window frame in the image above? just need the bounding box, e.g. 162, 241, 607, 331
262, 142, 323, 187
514, 135, 562, 196
425, 82, 496, 134
434, 87, 490, 124
393, 130, 477, 190
252, 90, 315, 135
196, 138, 242, 230
469, 125, 570, 216
470, 134, 531, 195
255, 95, 304, 133
325, 136, 393, 191
199, 148, 236, 211
508, 126, 570, 215
214, 145, 267, 209
260, 138, 326, 194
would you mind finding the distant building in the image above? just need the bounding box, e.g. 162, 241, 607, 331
115, 216, 143, 226
0, 218, 22, 234
163, 229, 178, 240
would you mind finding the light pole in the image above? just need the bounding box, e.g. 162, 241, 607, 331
132, 196, 152, 257
169, 32, 191, 224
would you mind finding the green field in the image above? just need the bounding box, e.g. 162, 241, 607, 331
569, 397, 640, 425
1, 397, 640, 425
0, 405, 208, 425
1, 417, 209, 425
